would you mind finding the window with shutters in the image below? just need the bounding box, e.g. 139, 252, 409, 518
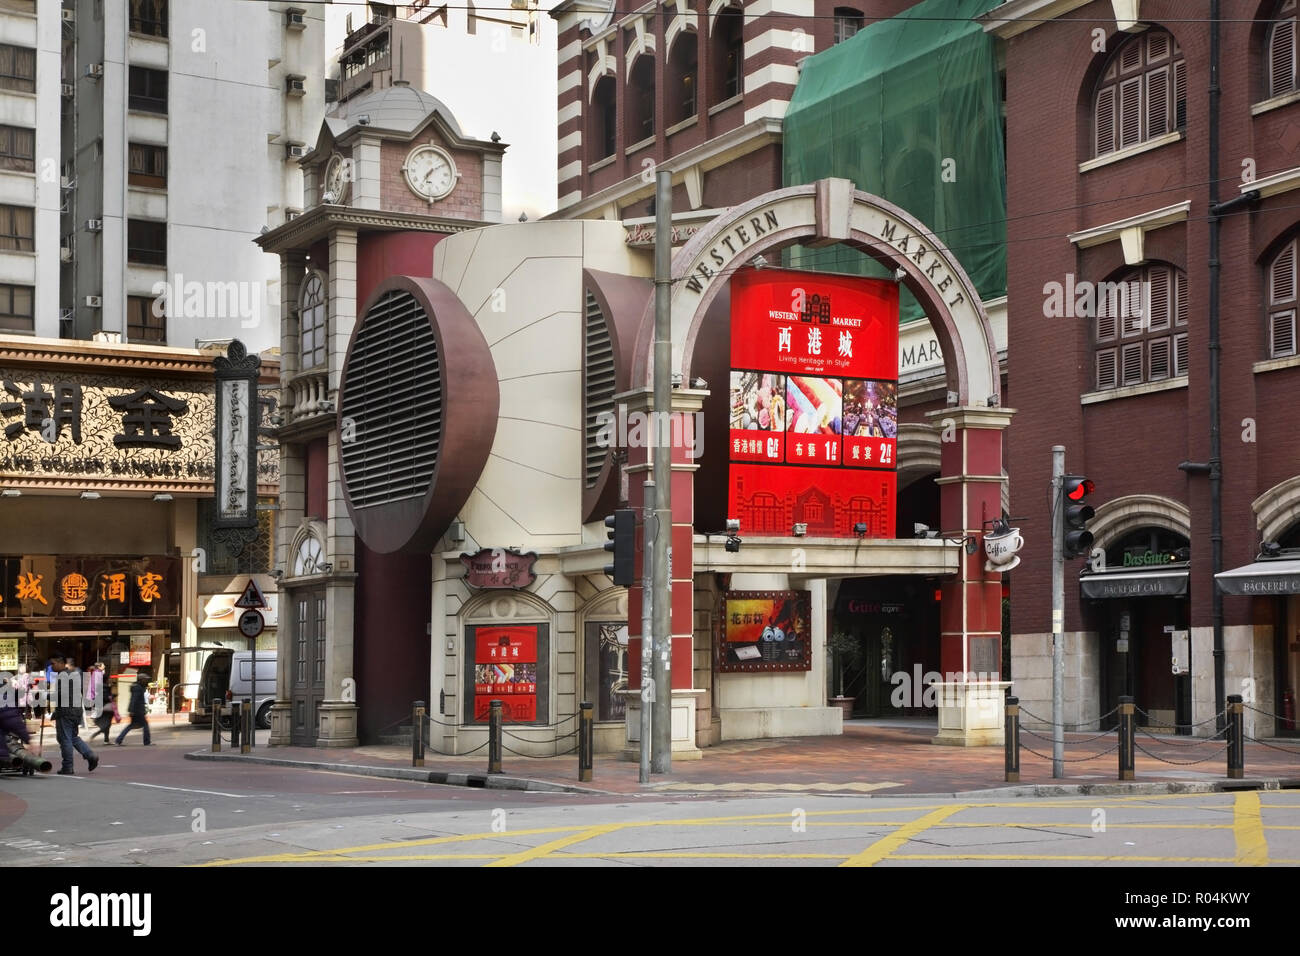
1093, 263, 1189, 390
834, 7, 864, 44
1093, 30, 1185, 158
0, 44, 35, 94
299, 271, 327, 370
0, 125, 34, 173
1267, 0, 1297, 99
1267, 236, 1298, 359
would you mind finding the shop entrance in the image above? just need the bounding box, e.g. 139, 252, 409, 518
832, 577, 941, 718
290, 588, 326, 746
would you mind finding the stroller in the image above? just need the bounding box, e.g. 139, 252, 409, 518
1, 732, 51, 776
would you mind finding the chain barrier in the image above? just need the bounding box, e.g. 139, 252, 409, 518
1131, 704, 1228, 730
1134, 726, 1230, 746
1015, 704, 1119, 730
1132, 738, 1230, 766
1018, 740, 1121, 762
502, 742, 579, 758
1242, 733, 1300, 757
1243, 702, 1294, 723
1018, 726, 1116, 745
415, 716, 493, 758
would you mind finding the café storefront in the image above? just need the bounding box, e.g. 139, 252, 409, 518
0, 336, 279, 707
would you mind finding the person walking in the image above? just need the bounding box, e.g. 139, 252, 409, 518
50, 657, 97, 775
115, 675, 152, 746
14, 664, 32, 720
87, 690, 118, 743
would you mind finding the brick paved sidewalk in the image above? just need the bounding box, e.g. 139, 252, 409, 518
173, 720, 1300, 796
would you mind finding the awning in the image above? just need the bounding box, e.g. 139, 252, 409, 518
1080, 569, 1189, 600
1216, 559, 1300, 596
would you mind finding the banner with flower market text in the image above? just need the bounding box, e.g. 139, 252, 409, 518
719, 590, 812, 673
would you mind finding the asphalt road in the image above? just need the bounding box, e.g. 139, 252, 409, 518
2, 724, 1299, 872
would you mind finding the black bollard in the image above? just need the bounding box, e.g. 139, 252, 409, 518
579, 700, 594, 782
211, 700, 222, 752
241, 698, 252, 755
1004, 696, 1020, 783
230, 700, 241, 750
1227, 694, 1244, 780
1118, 696, 1135, 781
488, 699, 503, 774
413, 700, 426, 768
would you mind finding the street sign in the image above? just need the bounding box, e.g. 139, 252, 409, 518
238, 609, 265, 640
234, 578, 267, 609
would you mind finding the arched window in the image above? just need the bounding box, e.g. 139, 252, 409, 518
1092, 263, 1188, 390
1268, 236, 1297, 358
833, 7, 863, 44
666, 35, 698, 126
1093, 29, 1185, 157
1268, 0, 1297, 98
591, 75, 617, 160
299, 271, 327, 370
713, 5, 743, 104
627, 55, 655, 142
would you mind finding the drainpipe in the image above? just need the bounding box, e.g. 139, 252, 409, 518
1205, 1, 1260, 732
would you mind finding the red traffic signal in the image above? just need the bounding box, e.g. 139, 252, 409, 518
1065, 477, 1095, 501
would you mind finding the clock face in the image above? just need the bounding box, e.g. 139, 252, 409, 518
403, 145, 456, 201
323, 155, 349, 204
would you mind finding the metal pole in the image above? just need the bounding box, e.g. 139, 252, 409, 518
578, 700, 593, 782
651, 168, 672, 775
250, 636, 256, 750
230, 700, 241, 750
412, 700, 425, 767
1004, 695, 1019, 783
1227, 694, 1244, 779
1208, 0, 1226, 733
488, 699, 503, 774
240, 698, 251, 755
1118, 695, 1135, 781
1052, 444, 1065, 779
639, 480, 655, 785
211, 699, 222, 752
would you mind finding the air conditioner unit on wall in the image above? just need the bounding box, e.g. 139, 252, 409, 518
60, 245, 72, 263
61, 8, 74, 22
85, 295, 102, 308
61, 83, 74, 98
286, 9, 306, 30
286, 144, 309, 159
85, 63, 103, 78
85, 218, 102, 232
286, 77, 306, 96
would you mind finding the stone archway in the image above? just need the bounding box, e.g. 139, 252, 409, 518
621, 177, 1013, 726
1254, 476, 1300, 544
1090, 494, 1192, 551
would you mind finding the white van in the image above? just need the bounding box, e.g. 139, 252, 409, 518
195, 650, 277, 729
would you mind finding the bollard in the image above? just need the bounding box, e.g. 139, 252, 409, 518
488, 699, 503, 774
1227, 694, 1244, 780
412, 700, 426, 768
211, 700, 222, 752
1118, 695, 1135, 781
1004, 696, 1020, 783
578, 700, 594, 783
230, 700, 242, 750
241, 698, 252, 755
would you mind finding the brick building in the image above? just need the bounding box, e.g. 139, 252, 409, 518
986, 0, 1300, 736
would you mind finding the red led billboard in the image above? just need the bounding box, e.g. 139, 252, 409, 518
728, 269, 899, 538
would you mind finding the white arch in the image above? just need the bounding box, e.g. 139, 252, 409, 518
1254, 475, 1300, 543
1088, 494, 1190, 550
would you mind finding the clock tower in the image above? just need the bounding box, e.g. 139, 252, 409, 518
302, 81, 505, 222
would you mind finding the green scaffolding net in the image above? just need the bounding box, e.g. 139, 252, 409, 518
782, 0, 1007, 325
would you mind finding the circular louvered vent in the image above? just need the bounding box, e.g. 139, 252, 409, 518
339, 275, 499, 554
340, 290, 442, 508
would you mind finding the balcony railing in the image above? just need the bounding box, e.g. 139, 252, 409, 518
288, 368, 331, 424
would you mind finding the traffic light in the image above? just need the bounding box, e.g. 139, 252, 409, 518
1061, 475, 1096, 559
603, 510, 635, 585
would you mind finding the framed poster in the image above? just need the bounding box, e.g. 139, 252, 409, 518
718, 590, 813, 673
463, 623, 550, 725
728, 269, 899, 538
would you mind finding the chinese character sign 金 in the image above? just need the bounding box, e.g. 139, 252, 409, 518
729, 269, 899, 538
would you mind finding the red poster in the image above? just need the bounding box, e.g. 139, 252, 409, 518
729, 269, 898, 538
473, 625, 539, 723
719, 590, 812, 672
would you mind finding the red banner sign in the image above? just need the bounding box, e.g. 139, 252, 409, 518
473, 625, 539, 722
728, 269, 899, 538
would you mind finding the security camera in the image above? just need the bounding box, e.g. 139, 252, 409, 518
725, 519, 740, 533
914, 523, 930, 538
893, 267, 907, 282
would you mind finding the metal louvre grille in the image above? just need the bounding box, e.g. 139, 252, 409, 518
341, 290, 442, 508
584, 289, 615, 488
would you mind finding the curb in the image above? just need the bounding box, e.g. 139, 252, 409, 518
183, 751, 610, 796
888, 778, 1300, 799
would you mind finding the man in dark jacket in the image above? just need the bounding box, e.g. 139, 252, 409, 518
0, 671, 32, 765
50, 657, 97, 775
115, 675, 152, 746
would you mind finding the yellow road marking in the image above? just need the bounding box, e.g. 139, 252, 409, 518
890, 854, 1235, 863
840, 805, 963, 868
485, 823, 624, 867
1233, 791, 1269, 867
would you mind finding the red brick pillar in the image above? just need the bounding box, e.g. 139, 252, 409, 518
927, 407, 1015, 680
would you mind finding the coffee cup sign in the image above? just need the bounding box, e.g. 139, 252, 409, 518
984, 527, 1024, 572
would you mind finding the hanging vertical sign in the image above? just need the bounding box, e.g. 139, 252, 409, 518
212, 340, 261, 529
